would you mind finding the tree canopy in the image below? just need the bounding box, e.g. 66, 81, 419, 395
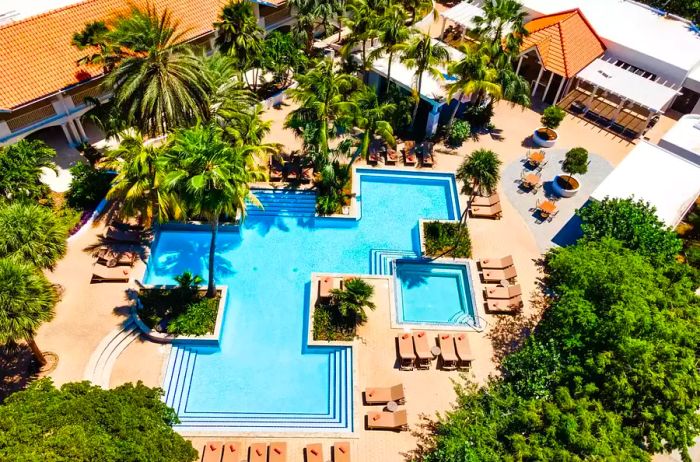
0, 379, 197, 462
0, 139, 56, 204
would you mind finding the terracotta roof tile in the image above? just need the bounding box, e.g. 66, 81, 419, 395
0, 0, 225, 110
520, 9, 606, 78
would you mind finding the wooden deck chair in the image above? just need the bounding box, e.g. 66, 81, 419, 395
201, 441, 223, 462
478, 255, 514, 270
397, 333, 416, 370
333, 442, 351, 462
221, 442, 242, 462
485, 284, 522, 300
269, 442, 287, 462
367, 410, 408, 431
305, 443, 323, 462
487, 295, 524, 313
454, 333, 473, 369
438, 333, 458, 370
412, 331, 433, 369
482, 265, 517, 283
364, 384, 405, 405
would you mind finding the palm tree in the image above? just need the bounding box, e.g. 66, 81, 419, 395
0, 203, 68, 270
370, 5, 410, 95
472, 0, 528, 52
289, 0, 320, 53
104, 5, 210, 136
342, 0, 382, 73
103, 132, 182, 227
164, 125, 267, 297
400, 0, 434, 25
351, 85, 396, 161
0, 139, 57, 202
401, 33, 449, 130
71, 20, 119, 73
456, 149, 502, 212
329, 277, 375, 325
0, 258, 57, 367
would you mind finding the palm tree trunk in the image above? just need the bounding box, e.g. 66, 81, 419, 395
337, 17, 343, 42
27, 336, 47, 367
207, 218, 218, 298
446, 91, 464, 133
385, 52, 394, 95
360, 129, 371, 160
410, 74, 423, 131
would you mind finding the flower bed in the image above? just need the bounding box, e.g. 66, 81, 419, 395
422, 221, 472, 258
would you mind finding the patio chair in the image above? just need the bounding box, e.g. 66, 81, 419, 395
482, 265, 517, 283
403, 141, 417, 166
301, 166, 314, 183
91, 265, 131, 283
437, 333, 458, 370
368, 146, 380, 166
103, 226, 140, 244
487, 295, 523, 313
269, 442, 287, 462
478, 255, 514, 270
470, 202, 502, 219
221, 442, 242, 462
454, 333, 473, 369
420, 142, 435, 167
485, 284, 522, 300
397, 333, 416, 370
305, 443, 323, 462
318, 276, 341, 300
471, 193, 500, 208
202, 441, 223, 462
333, 442, 351, 462
249, 443, 267, 462
364, 384, 405, 405
413, 331, 433, 369
367, 409, 408, 431
385, 145, 399, 165
96, 248, 137, 267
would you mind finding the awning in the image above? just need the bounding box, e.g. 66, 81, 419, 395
591, 141, 700, 227
439, 2, 485, 30
576, 58, 680, 112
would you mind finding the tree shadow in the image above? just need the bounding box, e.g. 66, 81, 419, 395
0, 344, 40, 403
401, 413, 441, 461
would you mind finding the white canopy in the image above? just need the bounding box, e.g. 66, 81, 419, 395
439, 2, 485, 29
576, 58, 680, 112
591, 141, 700, 227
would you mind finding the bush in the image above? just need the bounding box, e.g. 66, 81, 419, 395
313, 278, 375, 341
562, 147, 589, 177
462, 103, 494, 129
76, 141, 102, 166
0, 139, 56, 204
384, 85, 414, 136
167, 298, 218, 336
447, 120, 471, 147
540, 105, 566, 129
423, 221, 471, 258
65, 163, 114, 211
315, 161, 352, 216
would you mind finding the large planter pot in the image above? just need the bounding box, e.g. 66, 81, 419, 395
532, 127, 558, 148
552, 175, 580, 198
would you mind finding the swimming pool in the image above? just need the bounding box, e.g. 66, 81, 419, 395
145, 169, 460, 432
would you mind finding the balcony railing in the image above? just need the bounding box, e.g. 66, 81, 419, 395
5, 105, 58, 131
70, 85, 104, 107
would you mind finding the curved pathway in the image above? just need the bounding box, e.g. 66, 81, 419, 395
83, 319, 140, 388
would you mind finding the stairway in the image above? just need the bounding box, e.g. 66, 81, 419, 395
83, 319, 140, 388
246, 189, 317, 218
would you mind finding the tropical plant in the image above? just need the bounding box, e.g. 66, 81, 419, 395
342, 0, 382, 73
0, 258, 56, 367
71, 20, 119, 72
423, 221, 471, 258
456, 149, 502, 200
0, 139, 56, 203
0, 379, 198, 461
541, 105, 566, 129
447, 120, 471, 147
315, 159, 353, 215
400, 0, 434, 24
561, 146, 589, 179
166, 298, 218, 336
401, 33, 449, 129
351, 85, 396, 160
80, 97, 129, 141
0, 203, 68, 270
329, 277, 375, 325
289, 0, 321, 53
103, 5, 210, 135
370, 5, 410, 95
221, 103, 274, 148
65, 163, 114, 211
261, 31, 309, 86
164, 125, 267, 297
384, 85, 414, 135
472, 0, 529, 54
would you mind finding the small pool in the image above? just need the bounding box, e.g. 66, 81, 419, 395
394, 260, 478, 327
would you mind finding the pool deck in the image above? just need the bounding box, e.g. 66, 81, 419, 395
34, 98, 679, 461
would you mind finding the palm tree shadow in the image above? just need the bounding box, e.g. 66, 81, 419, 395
0, 344, 39, 403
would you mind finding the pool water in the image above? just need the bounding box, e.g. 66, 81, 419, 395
145, 169, 460, 432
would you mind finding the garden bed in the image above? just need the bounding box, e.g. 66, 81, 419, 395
422, 221, 471, 258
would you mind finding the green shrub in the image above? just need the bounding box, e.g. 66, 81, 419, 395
167, 298, 218, 336
463, 103, 494, 129
0, 139, 56, 204
313, 278, 375, 341
541, 105, 566, 129
423, 221, 471, 258
65, 163, 114, 211
313, 303, 355, 341
562, 147, 589, 177
447, 120, 471, 147
315, 161, 352, 216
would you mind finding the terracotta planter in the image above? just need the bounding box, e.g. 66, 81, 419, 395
552, 175, 580, 198
533, 127, 558, 148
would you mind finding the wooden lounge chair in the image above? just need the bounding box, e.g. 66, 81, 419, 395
454, 333, 473, 369
437, 333, 458, 370
301, 166, 314, 183
96, 248, 137, 267
420, 142, 434, 167
471, 202, 502, 219
478, 255, 514, 270
333, 442, 351, 462
249, 443, 267, 462
91, 265, 131, 283
269, 442, 287, 462
385, 145, 398, 165
471, 193, 500, 207
403, 141, 417, 166
487, 295, 523, 313
397, 333, 416, 370
364, 384, 405, 405
413, 331, 432, 369
103, 226, 140, 244
482, 265, 517, 283
368, 147, 380, 166
318, 276, 341, 300
221, 442, 242, 462
305, 443, 323, 462
367, 409, 408, 431
486, 284, 522, 299
202, 441, 223, 462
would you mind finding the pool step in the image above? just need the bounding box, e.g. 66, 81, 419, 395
370, 249, 420, 275
246, 189, 317, 218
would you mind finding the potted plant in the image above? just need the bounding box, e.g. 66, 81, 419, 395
553, 147, 589, 198
533, 106, 565, 148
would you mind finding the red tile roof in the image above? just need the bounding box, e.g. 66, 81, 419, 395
0, 0, 225, 111
520, 9, 606, 79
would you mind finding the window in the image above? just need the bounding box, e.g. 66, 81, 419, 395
613, 60, 658, 81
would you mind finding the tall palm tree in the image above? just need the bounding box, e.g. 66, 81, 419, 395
456, 148, 502, 213
289, 0, 320, 53
0, 139, 57, 202
370, 5, 410, 95
104, 5, 210, 136
0, 203, 68, 270
472, 0, 528, 52
401, 33, 449, 130
103, 132, 182, 227
0, 258, 57, 367
351, 85, 396, 161
342, 0, 382, 73
164, 125, 267, 297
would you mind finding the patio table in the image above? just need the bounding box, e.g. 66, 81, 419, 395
527, 151, 545, 165
538, 200, 557, 216
522, 173, 541, 188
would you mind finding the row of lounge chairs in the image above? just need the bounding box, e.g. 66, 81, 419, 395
397, 331, 473, 371
478, 255, 523, 313
201, 441, 351, 462
363, 383, 408, 431
269, 155, 313, 183
92, 222, 144, 283
470, 192, 502, 219
368, 140, 435, 168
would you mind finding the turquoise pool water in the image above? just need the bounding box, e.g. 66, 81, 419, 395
145, 169, 460, 432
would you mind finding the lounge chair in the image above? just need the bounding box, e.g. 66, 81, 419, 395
318, 276, 341, 300
221, 442, 242, 462
270, 157, 283, 182
368, 147, 380, 165
202, 441, 223, 462
249, 443, 267, 462
487, 295, 523, 313
305, 443, 323, 462
412, 331, 432, 369
437, 333, 458, 370
471, 202, 502, 219
420, 142, 434, 167
385, 146, 398, 165
397, 333, 416, 370
403, 141, 417, 166
367, 409, 408, 431
301, 166, 314, 183
478, 255, 514, 270
364, 384, 405, 405
91, 265, 131, 283
103, 226, 140, 244
485, 284, 522, 299
482, 265, 517, 282
333, 442, 351, 462
269, 442, 287, 462
471, 193, 500, 207
454, 333, 473, 369
96, 248, 137, 267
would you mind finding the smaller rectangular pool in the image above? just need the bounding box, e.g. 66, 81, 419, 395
394, 260, 478, 327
